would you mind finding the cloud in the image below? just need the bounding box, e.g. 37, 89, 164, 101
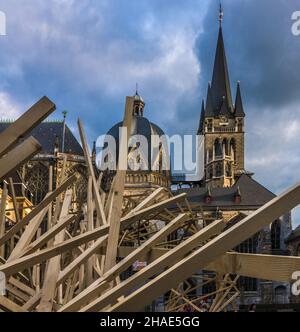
0, 0, 299, 227
0, 91, 21, 119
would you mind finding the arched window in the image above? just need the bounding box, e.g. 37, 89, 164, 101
271, 220, 281, 250
222, 139, 229, 156
25, 163, 49, 205
214, 139, 222, 157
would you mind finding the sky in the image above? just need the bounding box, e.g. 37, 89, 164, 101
0, 0, 300, 226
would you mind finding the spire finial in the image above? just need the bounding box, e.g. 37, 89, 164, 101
219, 3, 224, 27
135, 83, 139, 95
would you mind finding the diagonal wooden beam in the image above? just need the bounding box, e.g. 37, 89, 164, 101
0, 136, 42, 179
38, 189, 73, 312
0, 96, 56, 158
8, 205, 49, 262
57, 235, 108, 286
61, 219, 224, 312
104, 96, 134, 273
0, 174, 77, 248
120, 193, 187, 231
0, 295, 28, 312
108, 181, 300, 312
0, 229, 108, 277
22, 215, 77, 256
78, 119, 107, 226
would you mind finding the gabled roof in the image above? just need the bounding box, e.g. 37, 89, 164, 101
175, 174, 276, 210
0, 122, 84, 156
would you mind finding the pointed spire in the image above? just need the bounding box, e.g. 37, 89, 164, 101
198, 99, 205, 135
205, 83, 214, 117
235, 81, 245, 117
211, 6, 233, 115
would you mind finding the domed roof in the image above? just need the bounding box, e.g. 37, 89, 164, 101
105, 110, 167, 170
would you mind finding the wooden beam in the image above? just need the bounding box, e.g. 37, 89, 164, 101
104, 96, 134, 273
108, 181, 300, 312
60, 214, 189, 309
0, 228, 108, 277
23, 215, 77, 256
206, 252, 300, 283
61, 219, 224, 312
0, 136, 42, 179
38, 190, 72, 312
0, 182, 8, 258
8, 206, 49, 261
78, 119, 107, 226
57, 235, 108, 286
0, 96, 56, 158
120, 193, 187, 231
125, 188, 167, 218
0, 174, 77, 247
0, 295, 28, 312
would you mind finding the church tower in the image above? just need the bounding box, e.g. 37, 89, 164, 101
198, 5, 245, 188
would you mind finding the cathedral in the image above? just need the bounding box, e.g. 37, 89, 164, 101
175, 10, 293, 307
0, 7, 297, 310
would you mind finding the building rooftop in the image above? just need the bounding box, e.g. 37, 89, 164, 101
0, 121, 83, 156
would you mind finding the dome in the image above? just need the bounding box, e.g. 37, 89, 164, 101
106, 116, 167, 169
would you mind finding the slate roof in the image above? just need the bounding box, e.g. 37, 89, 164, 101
210, 26, 233, 116
201, 24, 246, 123
0, 122, 83, 156
106, 115, 167, 167
175, 174, 276, 210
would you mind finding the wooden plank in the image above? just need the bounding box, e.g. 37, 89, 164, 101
0, 136, 42, 179
0, 295, 28, 312
108, 181, 300, 312
120, 193, 187, 231
0, 228, 108, 277
8, 205, 49, 261
38, 190, 72, 312
0, 174, 77, 247
57, 235, 108, 286
207, 252, 300, 283
61, 219, 224, 312
78, 119, 107, 226
104, 96, 134, 273
86, 176, 94, 285
23, 215, 77, 256
125, 188, 166, 218
58, 213, 188, 289
0, 96, 56, 158
0, 182, 8, 257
